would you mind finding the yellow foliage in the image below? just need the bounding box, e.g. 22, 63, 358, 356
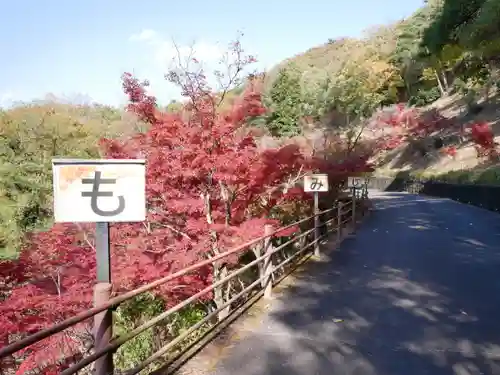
0, 102, 143, 258
440, 44, 464, 64
421, 67, 437, 82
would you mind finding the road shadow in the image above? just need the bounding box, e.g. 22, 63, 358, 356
207, 193, 500, 375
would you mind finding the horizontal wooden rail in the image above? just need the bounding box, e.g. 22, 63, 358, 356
1, 187, 370, 375
61, 226, 320, 375
0, 208, 332, 358
124, 227, 321, 375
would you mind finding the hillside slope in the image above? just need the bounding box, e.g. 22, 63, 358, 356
266, 25, 402, 95
374, 91, 500, 176
262, 0, 500, 179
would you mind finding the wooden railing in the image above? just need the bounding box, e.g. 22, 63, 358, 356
0, 189, 369, 375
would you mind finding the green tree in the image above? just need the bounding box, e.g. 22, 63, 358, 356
422, 0, 486, 54
422, 0, 500, 101
390, 1, 448, 101
165, 99, 183, 112
264, 66, 304, 137
0, 102, 138, 259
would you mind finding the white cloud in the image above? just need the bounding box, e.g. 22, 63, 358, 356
129, 29, 157, 42
0, 91, 15, 107
129, 29, 224, 67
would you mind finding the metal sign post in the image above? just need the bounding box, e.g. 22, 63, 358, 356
52, 159, 146, 375
347, 176, 368, 228
347, 176, 364, 190
95, 223, 111, 283
303, 174, 329, 257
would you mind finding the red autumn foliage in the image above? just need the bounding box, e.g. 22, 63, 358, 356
0, 39, 374, 374
470, 121, 497, 158
471, 121, 494, 148
367, 104, 500, 164
371, 104, 452, 146
442, 146, 457, 158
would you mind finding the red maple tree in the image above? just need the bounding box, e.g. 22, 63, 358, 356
369, 104, 453, 151
470, 121, 497, 159
0, 38, 374, 374
368, 104, 500, 164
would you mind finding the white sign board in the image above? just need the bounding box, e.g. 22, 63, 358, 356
52, 159, 146, 223
347, 176, 365, 188
303, 174, 329, 192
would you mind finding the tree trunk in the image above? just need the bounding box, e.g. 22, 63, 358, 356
213, 264, 231, 321
251, 244, 266, 289
483, 61, 499, 100
441, 70, 450, 93
404, 80, 412, 100
201, 190, 231, 322
434, 69, 446, 96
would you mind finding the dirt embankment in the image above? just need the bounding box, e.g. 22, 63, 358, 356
374, 92, 500, 176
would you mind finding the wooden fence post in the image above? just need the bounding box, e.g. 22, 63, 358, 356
365, 186, 369, 215
93, 282, 113, 375
337, 201, 342, 243
314, 191, 320, 257
351, 188, 356, 228
263, 224, 274, 299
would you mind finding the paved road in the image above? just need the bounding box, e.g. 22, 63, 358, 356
205, 192, 500, 375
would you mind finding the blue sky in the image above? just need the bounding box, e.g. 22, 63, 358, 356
0, 0, 425, 107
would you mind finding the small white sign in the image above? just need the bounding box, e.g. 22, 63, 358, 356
304, 174, 329, 192
52, 159, 146, 223
347, 176, 365, 188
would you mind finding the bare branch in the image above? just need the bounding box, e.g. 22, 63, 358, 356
75, 223, 96, 251
156, 223, 192, 241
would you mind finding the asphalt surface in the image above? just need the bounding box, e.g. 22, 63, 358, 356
206, 191, 500, 375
